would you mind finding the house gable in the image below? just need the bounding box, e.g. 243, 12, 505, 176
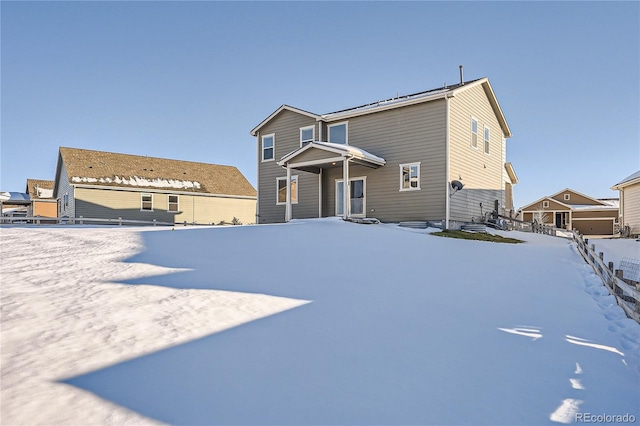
549, 188, 607, 206
251, 105, 321, 137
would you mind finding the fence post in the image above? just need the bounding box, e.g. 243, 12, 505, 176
79, 215, 83, 225
615, 269, 624, 280
608, 261, 614, 272
153, 219, 157, 226
119, 217, 122, 226
599, 252, 604, 261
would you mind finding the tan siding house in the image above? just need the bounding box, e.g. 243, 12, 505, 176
53, 147, 256, 225
612, 170, 640, 237
26, 179, 57, 218
518, 188, 619, 235
251, 75, 516, 227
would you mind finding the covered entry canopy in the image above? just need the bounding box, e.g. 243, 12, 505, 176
277, 142, 386, 221
278, 142, 385, 173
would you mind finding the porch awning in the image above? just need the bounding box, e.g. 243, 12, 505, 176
278, 141, 385, 173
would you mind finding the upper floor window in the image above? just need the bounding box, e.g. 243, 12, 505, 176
300, 126, 315, 146
483, 126, 490, 154
328, 122, 348, 144
399, 162, 421, 191
262, 134, 274, 161
276, 176, 298, 205
168, 195, 179, 212
542, 200, 550, 208
471, 118, 478, 149
563, 193, 571, 201
63, 193, 69, 207
141, 193, 153, 211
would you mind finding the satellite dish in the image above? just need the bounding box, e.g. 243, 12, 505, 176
451, 180, 464, 191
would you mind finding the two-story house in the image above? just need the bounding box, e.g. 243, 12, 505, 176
251, 75, 516, 228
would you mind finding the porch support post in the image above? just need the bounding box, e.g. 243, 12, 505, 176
343, 157, 350, 219
318, 168, 323, 218
285, 164, 292, 222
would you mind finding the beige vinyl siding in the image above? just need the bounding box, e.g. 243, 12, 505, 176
74, 187, 255, 224
257, 110, 320, 223
621, 183, 640, 234
448, 84, 506, 221
324, 101, 447, 222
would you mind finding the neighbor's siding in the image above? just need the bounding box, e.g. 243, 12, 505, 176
448, 84, 506, 222
74, 187, 256, 224
257, 111, 321, 223
622, 183, 640, 235
56, 162, 75, 218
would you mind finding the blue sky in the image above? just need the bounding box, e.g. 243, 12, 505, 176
1, 1, 638, 209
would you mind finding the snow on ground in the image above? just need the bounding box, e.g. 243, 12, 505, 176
0, 226, 308, 425
1, 219, 639, 425
585, 237, 640, 270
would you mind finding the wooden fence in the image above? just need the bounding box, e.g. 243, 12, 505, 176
572, 231, 640, 323
0, 215, 174, 227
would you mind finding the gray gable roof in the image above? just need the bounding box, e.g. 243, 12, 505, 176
56, 147, 256, 197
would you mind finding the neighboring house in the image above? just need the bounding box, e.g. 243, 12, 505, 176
250, 75, 517, 227
26, 179, 57, 218
518, 188, 619, 235
0, 192, 30, 219
611, 170, 640, 237
53, 147, 256, 225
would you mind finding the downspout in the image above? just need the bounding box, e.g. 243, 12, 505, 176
445, 94, 451, 230
255, 132, 260, 224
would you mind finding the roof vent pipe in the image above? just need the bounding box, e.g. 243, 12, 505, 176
459, 65, 464, 85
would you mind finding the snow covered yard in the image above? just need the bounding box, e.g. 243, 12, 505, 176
1, 219, 638, 425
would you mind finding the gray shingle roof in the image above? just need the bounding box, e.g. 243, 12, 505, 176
59, 147, 256, 197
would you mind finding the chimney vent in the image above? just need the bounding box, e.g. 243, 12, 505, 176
459, 65, 464, 85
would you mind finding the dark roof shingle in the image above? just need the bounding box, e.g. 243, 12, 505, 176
59, 147, 256, 197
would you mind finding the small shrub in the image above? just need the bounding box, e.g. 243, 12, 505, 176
430, 230, 523, 244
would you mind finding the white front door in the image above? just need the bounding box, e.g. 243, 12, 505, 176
336, 177, 366, 217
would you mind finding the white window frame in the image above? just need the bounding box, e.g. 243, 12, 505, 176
168, 194, 179, 212
328, 122, 348, 145
542, 200, 550, 208
471, 117, 478, 149
276, 175, 298, 205
483, 126, 490, 154
141, 193, 153, 211
63, 193, 69, 207
335, 176, 367, 217
300, 126, 315, 147
262, 133, 275, 162
564, 193, 571, 201
399, 162, 421, 191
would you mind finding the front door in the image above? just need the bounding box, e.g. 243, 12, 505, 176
336, 178, 366, 217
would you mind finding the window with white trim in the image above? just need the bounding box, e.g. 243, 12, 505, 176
471, 117, 478, 149
328, 122, 347, 144
63, 193, 69, 207
483, 126, 490, 154
542, 200, 549, 208
168, 195, 179, 212
399, 162, 421, 191
276, 176, 298, 205
141, 193, 153, 211
262, 134, 274, 161
564, 193, 570, 201
300, 126, 314, 146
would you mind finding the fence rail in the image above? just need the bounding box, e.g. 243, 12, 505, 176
1, 215, 174, 226
572, 231, 640, 323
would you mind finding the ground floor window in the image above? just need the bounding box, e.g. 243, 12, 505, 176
168, 195, 179, 212
141, 193, 153, 211
276, 176, 298, 205
399, 162, 420, 191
